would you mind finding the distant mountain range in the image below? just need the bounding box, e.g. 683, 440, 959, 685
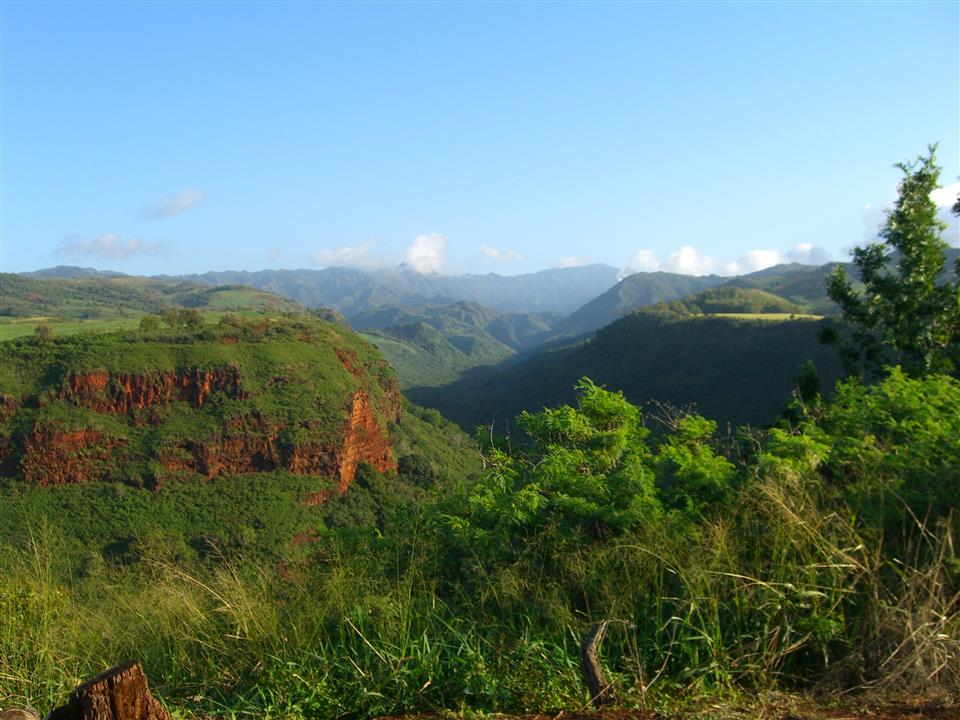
168, 264, 623, 317
21, 265, 128, 279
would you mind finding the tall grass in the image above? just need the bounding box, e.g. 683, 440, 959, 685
3, 471, 956, 718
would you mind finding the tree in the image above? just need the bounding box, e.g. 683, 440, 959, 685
139, 314, 162, 332
465, 379, 661, 544
824, 145, 959, 377
33, 324, 53, 343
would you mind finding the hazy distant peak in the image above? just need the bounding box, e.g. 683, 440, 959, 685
21, 265, 128, 279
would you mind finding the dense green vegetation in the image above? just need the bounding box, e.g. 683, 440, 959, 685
352, 299, 557, 353
544, 270, 721, 342
726, 263, 842, 315
2, 368, 956, 716
362, 322, 513, 388
411, 312, 844, 432
355, 301, 559, 389
0, 399, 478, 572
0, 313, 383, 404
652, 285, 812, 316
359, 286, 832, 406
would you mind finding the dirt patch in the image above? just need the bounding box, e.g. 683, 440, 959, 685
372, 698, 959, 720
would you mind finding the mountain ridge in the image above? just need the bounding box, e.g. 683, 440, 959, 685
167, 264, 622, 316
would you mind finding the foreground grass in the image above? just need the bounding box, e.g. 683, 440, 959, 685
3, 491, 956, 718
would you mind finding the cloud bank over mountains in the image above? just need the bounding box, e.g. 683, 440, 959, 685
623, 242, 832, 278
310, 238, 380, 269
405, 233, 447, 274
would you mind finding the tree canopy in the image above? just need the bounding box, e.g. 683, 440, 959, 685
825, 145, 959, 377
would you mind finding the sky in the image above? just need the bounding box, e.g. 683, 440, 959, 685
1, 1, 958, 278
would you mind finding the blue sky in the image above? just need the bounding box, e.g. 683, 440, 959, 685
1, 1, 957, 277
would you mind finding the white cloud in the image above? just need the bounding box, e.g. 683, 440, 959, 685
931, 182, 960, 209
406, 233, 446, 274
786, 242, 830, 265
480, 245, 524, 262
143, 189, 204, 219
631, 249, 662, 272
556, 256, 587, 268
56, 233, 164, 259
624, 243, 833, 279
665, 245, 715, 276
721, 249, 781, 276
311, 238, 378, 269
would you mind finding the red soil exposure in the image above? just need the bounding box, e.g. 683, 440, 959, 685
0, 395, 19, 423
21, 426, 122, 486
301, 488, 333, 506
156, 390, 397, 487
336, 347, 364, 378
18, 364, 401, 492
180, 433, 280, 478
284, 389, 399, 490
336, 389, 396, 490
59, 368, 245, 414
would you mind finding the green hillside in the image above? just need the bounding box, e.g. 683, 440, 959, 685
0, 313, 480, 568
545, 270, 722, 342
355, 300, 558, 388
361, 321, 514, 388
0, 315, 396, 472
726, 250, 959, 315
0, 274, 303, 340
411, 312, 844, 431
351, 299, 557, 352
724, 263, 841, 313
669, 285, 812, 315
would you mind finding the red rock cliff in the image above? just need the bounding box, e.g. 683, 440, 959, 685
21, 426, 122, 486
59, 367, 245, 414
14, 367, 402, 493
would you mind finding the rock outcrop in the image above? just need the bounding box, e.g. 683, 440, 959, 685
59, 367, 245, 414
21, 426, 121, 486
0, 317, 406, 496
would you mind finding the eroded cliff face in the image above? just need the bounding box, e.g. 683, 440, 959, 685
158, 390, 398, 485
21, 426, 121, 486
5, 362, 402, 493
59, 368, 245, 414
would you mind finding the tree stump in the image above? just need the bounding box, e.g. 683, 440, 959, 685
580, 620, 615, 707
47, 661, 171, 720
1, 710, 40, 720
